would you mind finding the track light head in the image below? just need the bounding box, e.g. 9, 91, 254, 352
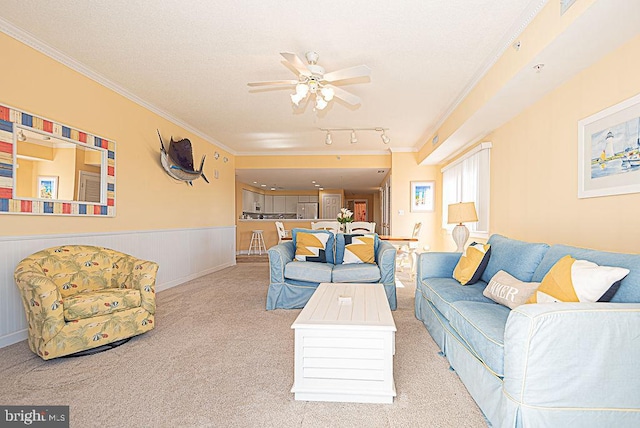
350, 130, 358, 144
381, 130, 390, 144
325, 132, 332, 145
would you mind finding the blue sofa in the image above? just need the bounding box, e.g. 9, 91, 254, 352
267, 229, 397, 310
415, 234, 640, 427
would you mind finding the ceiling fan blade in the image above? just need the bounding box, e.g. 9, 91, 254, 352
280, 52, 312, 77
247, 80, 298, 87
322, 65, 371, 82
326, 85, 362, 106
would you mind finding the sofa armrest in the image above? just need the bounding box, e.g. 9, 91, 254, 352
130, 260, 159, 314
14, 271, 66, 344
376, 240, 397, 285
268, 241, 295, 283
417, 252, 462, 280
503, 302, 640, 410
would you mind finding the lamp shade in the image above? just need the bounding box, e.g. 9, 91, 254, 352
448, 202, 478, 224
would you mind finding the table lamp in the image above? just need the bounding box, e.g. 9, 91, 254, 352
447, 202, 478, 252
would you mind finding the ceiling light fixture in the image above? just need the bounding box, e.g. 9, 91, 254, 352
17, 130, 27, 142
325, 131, 333, 145
350, 130, 358, 144
319, 127, 390, 145
380, 130, 390, 144
291, 76, 335, 111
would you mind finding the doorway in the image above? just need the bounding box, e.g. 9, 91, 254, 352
346, 199, 368, 221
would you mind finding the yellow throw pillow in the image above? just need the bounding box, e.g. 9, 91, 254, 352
342, 235, 375, 264
453, 243, 491, 285
295, 232, 330, 263
527, 255, 629, 303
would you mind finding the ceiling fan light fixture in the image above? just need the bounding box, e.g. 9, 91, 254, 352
295, 82, 309, 97
325, 131, 332, 145
308, 79, 319, 94
315, 96, 328, 110
350, 130, 358, 144
320, 86, 334, 101
291, 92, 304, 106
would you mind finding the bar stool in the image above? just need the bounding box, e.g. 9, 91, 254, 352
248, 230, 267, 255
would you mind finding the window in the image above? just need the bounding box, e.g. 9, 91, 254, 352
441, 142, 491, 236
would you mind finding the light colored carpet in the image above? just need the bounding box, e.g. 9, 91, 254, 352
0, 264, 486, 427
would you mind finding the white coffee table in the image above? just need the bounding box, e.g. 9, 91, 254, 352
290, 282, 396, 404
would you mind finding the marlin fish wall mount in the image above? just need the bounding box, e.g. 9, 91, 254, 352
157, 130, 209, 185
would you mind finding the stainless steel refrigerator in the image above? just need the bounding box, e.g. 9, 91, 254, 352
297, 203, 319, 219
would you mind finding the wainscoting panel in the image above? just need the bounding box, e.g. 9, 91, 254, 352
0, 226, 236, 349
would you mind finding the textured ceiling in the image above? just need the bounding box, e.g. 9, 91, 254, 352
0, 0, 540, 156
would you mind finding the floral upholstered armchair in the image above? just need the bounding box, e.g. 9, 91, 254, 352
14, 245, 158, 360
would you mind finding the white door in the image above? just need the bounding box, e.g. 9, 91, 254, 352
322, 194, 342, 220
78, 171, 101, 203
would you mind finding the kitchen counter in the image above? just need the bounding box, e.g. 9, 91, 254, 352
238, 218, 324, 222
236, 219, 316, 253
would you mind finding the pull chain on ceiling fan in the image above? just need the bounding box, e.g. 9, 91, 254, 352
248, 51, 371, 110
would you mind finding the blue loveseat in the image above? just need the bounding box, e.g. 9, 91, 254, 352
267, 229, 397, 310
415, 234, 640, 427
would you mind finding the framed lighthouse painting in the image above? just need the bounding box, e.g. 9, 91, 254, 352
578, 92, 640, 198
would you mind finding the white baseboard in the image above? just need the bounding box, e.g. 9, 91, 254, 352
0, 226, 236, 349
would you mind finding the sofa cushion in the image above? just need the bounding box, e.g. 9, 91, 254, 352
528, 255, 629, 304
449, 301, 510, 377
285, 261, 333, 283
420, 277, 493, 319
342, 235, 376, 264
483, 270, 540, 309
335, 233, 379, 264
294, 231, 331, 263
332, 263, 381, 283
292, 228, 335, 263
532, 244, 640, 303
480, 234, 549, 283
63, 289, 141, 321
453, 242, 491, 285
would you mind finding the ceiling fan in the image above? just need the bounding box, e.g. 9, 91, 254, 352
247, 51, 371, 110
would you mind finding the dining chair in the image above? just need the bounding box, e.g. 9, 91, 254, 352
347, 221, 376, 233
396, 222, 423, 278
310, 221, 340, 233
275, 221, 290, 243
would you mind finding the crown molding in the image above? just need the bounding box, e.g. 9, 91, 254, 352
0, 17, 236, 155
423, 0, 549, 146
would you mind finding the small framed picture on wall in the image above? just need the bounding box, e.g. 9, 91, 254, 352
37, 176, 58, 199
410, 181, 435, 212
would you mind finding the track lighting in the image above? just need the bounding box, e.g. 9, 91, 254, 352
319, 127, 390, 145
381, 130, 390, 144
17, 130, 27, 142
325, 131, 333, 145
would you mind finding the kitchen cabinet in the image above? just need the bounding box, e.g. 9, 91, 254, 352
264, 195, 273, 213
285, 196, 298, 213
242, 189, 264, 212
298, 195, 310, 202
273, 195, 286, 213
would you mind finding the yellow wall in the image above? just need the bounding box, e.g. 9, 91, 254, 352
486, 34, 640, 253
390, 152, 439, 252
0, 32, 235, 236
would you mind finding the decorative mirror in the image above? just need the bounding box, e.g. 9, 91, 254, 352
0, 104, 115, 216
